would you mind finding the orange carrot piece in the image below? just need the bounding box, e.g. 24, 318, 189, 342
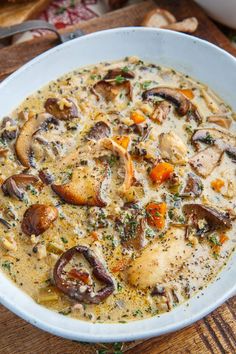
146, 202, 167, 229
112, 135, 130, 150
149, 162, 174, 184
68, 269, 90, 284
130, 111, 146, 124
111, 259, 128, 273
211, 178, 224, 192
177, 88, 194, 100
90, 231, 99, 241
219, 234, 229, 245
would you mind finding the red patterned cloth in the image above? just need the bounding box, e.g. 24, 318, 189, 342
40, 0, 101, 29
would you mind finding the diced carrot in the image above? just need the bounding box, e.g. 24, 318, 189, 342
112, 135, 130, 150
219, 234, 229, 245
149, 162, 174, 184
211, 178, 225, 192
68, 269, 90, 284
212, 245, 221, 256
111, 259, 128, 273
146, 202, 167, 229
130, 111, 146, 124
177, 89, 194, 100
90, 231, 99, 241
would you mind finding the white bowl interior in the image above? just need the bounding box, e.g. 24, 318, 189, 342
0, 27, 235, 342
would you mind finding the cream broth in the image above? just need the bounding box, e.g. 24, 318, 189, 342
0, 57, 235, 322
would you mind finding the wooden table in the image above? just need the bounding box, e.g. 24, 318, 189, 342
0, 1, 235, 353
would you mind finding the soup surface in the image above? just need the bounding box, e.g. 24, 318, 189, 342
0, 57, 235, 323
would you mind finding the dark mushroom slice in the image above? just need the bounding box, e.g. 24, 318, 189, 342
115, 211, 146, 250
53, 245, 114, 304
2, 173, 39, 200
44, 98, 78, 120
142, 87, 190, 116
92, 80, 132, 101
38, 169, 54, 185
183, 204, 232, 231
189, 145, 224, 177
21, 204, 58, 236
52, 159, 109, 207
0, 218, 11, 229
103, 68, 135, 80
142, 87, 202, 123
86, 121, 111, 141
15, 113, 56, 168
0, 117, 18, 141
180, 172, 203, 197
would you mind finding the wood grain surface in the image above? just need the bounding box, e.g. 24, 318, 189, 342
0, 0, 52, 27
0, 1, 235, 353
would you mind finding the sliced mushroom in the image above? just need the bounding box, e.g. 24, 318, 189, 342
142, 87, 202, 123
159, 131, 188, 165
151, 101, 171, 123
100, 138, 134, 193
191, 128, 236, 163
15, 113, 55, 168
86, 121, 111, 141
103, 68, 135, 80
92, 80, 132, 101
127, 227, 193, 289
21, 204, 58, 236
183, 204, 232, 231
44, 98, 78, 120
162, 17, 198, 33
0, 117, 18, 141
52, 159, 109, 207
38, 169, 54, 185
116, 208, 146, 250
0, 218, 11, 229
207, 115, 232, 129
2, 173, 39, 200
180, 172, 203, 197
190, 145, 224, 177
53, 245, 114, 304
141, 8, 176, 27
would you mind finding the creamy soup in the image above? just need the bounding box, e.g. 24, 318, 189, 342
0, 57, 235, 323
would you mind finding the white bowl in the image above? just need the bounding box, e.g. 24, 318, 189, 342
195, 0, 236, 29
0, 28, 235, 342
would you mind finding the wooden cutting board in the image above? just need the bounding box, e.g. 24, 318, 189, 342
0, 1, 235, 353
0, 0, 52, 27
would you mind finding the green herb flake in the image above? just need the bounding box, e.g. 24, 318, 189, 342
142, 81, 152, 90
115, 75, 126, 84
61, 237, 68, 244
2, 260, 12, 272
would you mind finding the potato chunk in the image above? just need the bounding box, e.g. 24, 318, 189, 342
127, 227, 193, 289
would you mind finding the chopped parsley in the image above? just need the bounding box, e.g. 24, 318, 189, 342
142, 81, 152, 89
2, 260, 12, 272
115, 75, 126, 84
208, 235, 221, 246
61, 237, 68, 244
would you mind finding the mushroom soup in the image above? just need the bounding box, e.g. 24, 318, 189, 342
0, 57, 235, 322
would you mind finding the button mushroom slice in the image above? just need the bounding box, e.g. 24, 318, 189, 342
183, 204, 232, 231
0, 117, 18, 141
38, 169, 54, 185
151, 101, 171, 123
127, 227, 193, 289
103, 68, 135, 80
207, 115, 232, 129
180, 172, 203, 197
53, 245, 114, 304
51, 159, 109, 207
189, 145, 224, 177
191, 128, 236, 149
21, 204, 58, 236
142, 87, 190, 116
159, 131, 188, 165
86, 121, 111, 141
141, 8, 176, 27
44, 98, 78, 120
100, 138, 134, 193
15, 113, 55, 168
92, 80, 132, 101
2, 173, 39, 200
142, 87, 202, 123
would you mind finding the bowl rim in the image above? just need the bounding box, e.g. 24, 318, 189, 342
0, 26, 235, 343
